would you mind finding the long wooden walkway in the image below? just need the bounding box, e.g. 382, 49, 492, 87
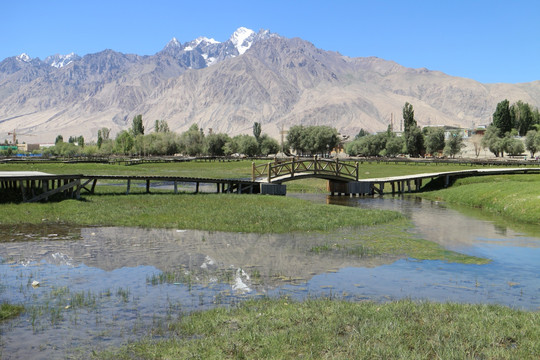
80, 175, 260, 195
351, 167, 540, 196
0, 171, 82, 202
0, 172, 262, 202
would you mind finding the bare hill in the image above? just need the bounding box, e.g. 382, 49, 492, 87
1, 28, 539, 143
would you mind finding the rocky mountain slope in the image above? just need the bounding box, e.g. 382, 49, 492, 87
1, 27, 539, 143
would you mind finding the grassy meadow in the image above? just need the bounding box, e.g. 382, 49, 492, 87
97, 297, 540, 360
422, 174, 540, 225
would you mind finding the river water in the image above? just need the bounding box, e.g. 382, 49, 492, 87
0, 195, 539, 359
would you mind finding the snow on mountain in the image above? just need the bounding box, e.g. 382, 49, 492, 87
229, 27, 255, 55
44, 53, 81, 68
17, 53, 31, 62
184, 36, 220, 51
164, 37, 182, 50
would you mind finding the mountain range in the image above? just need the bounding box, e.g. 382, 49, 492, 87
1, 27, 540, 143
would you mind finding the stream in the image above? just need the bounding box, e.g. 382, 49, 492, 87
0, 195, 539, 359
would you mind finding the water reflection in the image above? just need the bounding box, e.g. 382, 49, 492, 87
0, 195, 539, 359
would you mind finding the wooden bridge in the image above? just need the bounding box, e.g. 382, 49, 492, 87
252, 157, 359, 183
252, 158, 540, 196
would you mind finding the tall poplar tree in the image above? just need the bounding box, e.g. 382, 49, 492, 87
492, 100, 512, 134
131, 114, 145, 136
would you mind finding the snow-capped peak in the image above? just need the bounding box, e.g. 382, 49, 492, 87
17, 53, 31, 62
184, 36, 220, 51
166, 37, 182, 48
229, 27, 256, 55
44, 53, 80, 68
197, 36, 220, 45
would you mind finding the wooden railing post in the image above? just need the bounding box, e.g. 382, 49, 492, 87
355, 162, 359, 181
291, 158, 295, 178
335, 158, 339, 177
268, 163, 272, 183
314, 155, 318, 175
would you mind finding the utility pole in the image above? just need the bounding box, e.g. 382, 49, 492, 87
279, 124, 288, 153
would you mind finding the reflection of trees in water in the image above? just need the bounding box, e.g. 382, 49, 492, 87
324, 195, 539, 249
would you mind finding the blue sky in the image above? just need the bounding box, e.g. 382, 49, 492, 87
2, 0, 539, 84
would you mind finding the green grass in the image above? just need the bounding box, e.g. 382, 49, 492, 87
96, 297, 540, 360
0, 188, 484, 263
0, 188, 399, 232
0, 303, 24, 322
423, 174, 540, 225
0, 160, 258, 179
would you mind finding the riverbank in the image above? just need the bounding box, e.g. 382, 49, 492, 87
97, 297, 540, 359
422, 174, 540, 225
0, 187, 484, 264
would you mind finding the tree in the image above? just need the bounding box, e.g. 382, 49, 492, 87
355, 128, 369, 139
97, 127, 110, 149
253, 122, 262, 142
481, 125, 503, 157
385, 136, 404, 157
286, 125, 304, 154
287, 125, 339, 156
405, 126, 425, 157
259, 134, 280, 155
424, 127, 445, 156
345, 132, 389, 157
77, 135, 85, 148
179, 124, 204, 156
402, 102, 424, 157
232, 135, 259, 157
131, 114, 145, 136
471, 133, 483, 158
492, 99, 512, 134
97, 131, 103, 149
204, 133, 230, 156
511, 101, 534, 136
154, 120, 170, 133
504, 136, 524, 156
55, 135, 63, 144
525, 130, 540, 157
402, 102, 416, 134
443, 131, 465, 158
114, 130, 134, 155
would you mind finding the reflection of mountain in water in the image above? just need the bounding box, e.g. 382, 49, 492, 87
0, 226, 396, 289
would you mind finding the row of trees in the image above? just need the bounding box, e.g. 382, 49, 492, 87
492, 100, 540, 136
483, 99, 540, 157
44, 116, 281, 157
346, 103, 465, 158
286, 125, 340, 156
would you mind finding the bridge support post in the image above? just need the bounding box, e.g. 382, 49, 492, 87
261, 183, 286, 195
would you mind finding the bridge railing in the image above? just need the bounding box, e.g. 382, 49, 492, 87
252, 157, 359, 182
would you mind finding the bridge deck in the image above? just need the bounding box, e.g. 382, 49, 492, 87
0, 172, 262, 202
355, 167, 540, 195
